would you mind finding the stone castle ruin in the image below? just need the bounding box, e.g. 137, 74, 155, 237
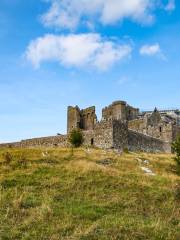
67, 101, 180, 152
67, 106, 97, 133
0, 100, 180, 153
67, 101, 139, 134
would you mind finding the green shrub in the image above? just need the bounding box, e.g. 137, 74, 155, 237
69, 128, 83, 147
172, 136, 180, 174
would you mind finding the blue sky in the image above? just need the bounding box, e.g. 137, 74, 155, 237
0, 0, 179, 142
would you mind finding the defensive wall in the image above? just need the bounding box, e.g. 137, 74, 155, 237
0, 120, 172, 153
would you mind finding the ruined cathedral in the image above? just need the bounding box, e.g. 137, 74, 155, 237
67, 100, 180, 152
0, 100, 179, 153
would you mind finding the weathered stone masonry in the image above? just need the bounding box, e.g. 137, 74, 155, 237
0, 135, 68, 148
128, 130, 171, 153
83, 120, 170, 153
0, 100, 179, 153
83, 120, 113, 149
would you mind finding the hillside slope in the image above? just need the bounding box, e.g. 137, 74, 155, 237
0, 148, 179, 240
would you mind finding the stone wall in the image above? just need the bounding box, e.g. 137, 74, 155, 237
172, 125, 180, 140
128, 118, 174, 142
0, 142, 22, 148
0, 135, 68, 149
146, 124, 173, 142
147, 108, 161, 126
113, 120, 128, 150
112, 120, 171, 153
128, 130, 171, 153
83, 120, 113, 149
126, 105, 139, 120
128, 119, 146, 132
0, 121, 172, 153
21, 135, 68, 148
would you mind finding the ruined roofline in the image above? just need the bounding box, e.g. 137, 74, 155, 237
103, 100, 126, 109
141, 109, 180, 114
67, 105, 81, 113
112, 100, 126, 105
126, 104, 139, 111
68, 100, 139, 114
103, 100, 139, 111
81, 106, 96, 113
68, 105, 95, 113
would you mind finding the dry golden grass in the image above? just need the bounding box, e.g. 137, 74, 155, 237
0, 147, 179, 240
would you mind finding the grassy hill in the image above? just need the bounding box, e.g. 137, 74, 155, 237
0, 147, 179, 240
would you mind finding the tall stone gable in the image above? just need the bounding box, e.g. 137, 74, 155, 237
147, 108, 162, 126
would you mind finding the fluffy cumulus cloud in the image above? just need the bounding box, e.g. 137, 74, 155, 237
41, 0, 156, 30
26, 34, 132, 70
140, 43, 161, 56
139, 43, 166, 59
41, 0, 176, 30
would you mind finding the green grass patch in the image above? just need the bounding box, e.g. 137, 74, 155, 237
0, 148, 179, 240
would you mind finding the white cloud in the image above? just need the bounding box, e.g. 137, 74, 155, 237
165, 0, 175, 11
140, 43, 166, 60
41, 0, 156, 30
26, 33, 132, 70
140, 43, 161, 56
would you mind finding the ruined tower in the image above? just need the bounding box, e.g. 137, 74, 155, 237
67, 106, 81, 133
81, 106, 97, 131
67, 106, 97, 133
102, 101, 139, 121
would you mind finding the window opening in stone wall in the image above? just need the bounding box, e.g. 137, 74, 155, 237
91, 138, 94, 146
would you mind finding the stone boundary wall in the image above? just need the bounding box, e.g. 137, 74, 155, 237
0, 120, 113, 149
21, 135, 68, 148
0, 142, 22, 148
0, 120, 171, 153
128, 129, 171, 153
0, 135, 68, 148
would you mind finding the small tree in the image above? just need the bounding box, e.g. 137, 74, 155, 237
69, 128, 83, 148
172, 136, 180, 174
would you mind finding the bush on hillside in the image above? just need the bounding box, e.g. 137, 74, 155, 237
172, 136, 180, 174
69, 128, 83, 148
